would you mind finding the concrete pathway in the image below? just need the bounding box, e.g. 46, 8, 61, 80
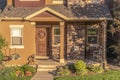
109, 64, 120, 70
31, 71, 54, 80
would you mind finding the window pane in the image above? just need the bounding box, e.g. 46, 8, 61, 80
54, 36, 60, 44
12, 37, 22, 45
12, 28, 22, 37
88, 29, 98, 35
54, 27, 60, 35
88, 36, 97, 44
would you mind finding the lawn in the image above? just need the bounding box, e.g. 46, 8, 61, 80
54, 70, 120, 80
0, 76, 32, 80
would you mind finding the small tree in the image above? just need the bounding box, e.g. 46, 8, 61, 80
0, 35, 7, 63
107, 0, 120, 65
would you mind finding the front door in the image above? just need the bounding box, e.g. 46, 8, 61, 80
36, 27, 47, 56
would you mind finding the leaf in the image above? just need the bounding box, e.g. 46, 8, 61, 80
109, 41, 120, 55
108, 25, 116, 36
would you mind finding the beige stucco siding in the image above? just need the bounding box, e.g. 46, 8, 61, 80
0, 21, 36, 65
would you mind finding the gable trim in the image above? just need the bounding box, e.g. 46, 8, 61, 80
25, 7, 68, 20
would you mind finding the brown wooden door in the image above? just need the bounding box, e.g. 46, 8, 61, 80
36, 27, 47, 56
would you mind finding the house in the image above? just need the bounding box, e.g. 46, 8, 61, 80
0, 0, 112, 65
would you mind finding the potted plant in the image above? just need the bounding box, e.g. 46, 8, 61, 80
15, 66, 21, 77
22, 64, 35, 76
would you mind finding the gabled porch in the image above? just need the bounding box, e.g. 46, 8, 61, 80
20, 4, 112, 69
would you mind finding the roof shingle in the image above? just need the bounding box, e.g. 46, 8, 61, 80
0, 4, 112, 20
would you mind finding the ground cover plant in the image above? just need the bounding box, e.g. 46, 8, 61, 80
54, 70, 120, 80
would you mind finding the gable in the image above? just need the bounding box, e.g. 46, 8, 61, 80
30, 11, 64, 21
34, 11, 56, 17
25, 7, 68, 20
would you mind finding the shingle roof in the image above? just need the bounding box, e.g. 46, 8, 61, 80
0, 6, 40, 17
0, 4, 112, 20
48, 4, 112, 19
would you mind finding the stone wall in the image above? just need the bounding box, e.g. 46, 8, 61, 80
67, 24, 85, 60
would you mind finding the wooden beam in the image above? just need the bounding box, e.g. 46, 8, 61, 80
60, 22, 65, 63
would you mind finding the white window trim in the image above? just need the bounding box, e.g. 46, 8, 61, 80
9, 45, 24, 49
9, 25, 24, 49
53, 26, 60, 45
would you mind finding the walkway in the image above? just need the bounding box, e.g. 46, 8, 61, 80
108, 64, 120, 70
31, 71, 54, 80
31, 59, 62, 80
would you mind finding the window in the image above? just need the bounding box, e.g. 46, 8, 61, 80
10, 25, 24, 48
53, 26, 60, 45
87, 28, 98, 44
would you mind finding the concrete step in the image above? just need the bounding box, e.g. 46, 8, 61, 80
35, 56, 49, 60
37, 68, 56, 71
37, 65, 57, 71
38, 65, 57, 68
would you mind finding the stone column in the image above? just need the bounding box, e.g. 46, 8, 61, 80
101, 20, 107, 70
60, 22, 65, 63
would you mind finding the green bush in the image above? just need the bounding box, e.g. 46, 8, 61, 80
87, 65, 104, 73
56, 66, 70, 76
0, 35, 7, 64
0, 51, 3, 61
74, 60, 87, 75
68, 63, 75, 73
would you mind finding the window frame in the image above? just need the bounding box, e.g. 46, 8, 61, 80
53, 25, 60, 46
87, 25, 99, 46
9, 25, 24, 49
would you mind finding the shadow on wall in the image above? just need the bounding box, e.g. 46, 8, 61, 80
0, 0, 7, 10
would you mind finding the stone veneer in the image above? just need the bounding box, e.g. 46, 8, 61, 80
67, 24, 85, 60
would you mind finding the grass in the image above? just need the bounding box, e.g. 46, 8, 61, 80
0, 76, 32, 80
54, 70, 120, 80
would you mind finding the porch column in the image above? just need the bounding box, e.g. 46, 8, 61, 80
31, 22, 36, 64
101, 20, 107, 70
60, 22, 65, 63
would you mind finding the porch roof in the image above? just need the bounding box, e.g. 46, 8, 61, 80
0, 4, 112, 21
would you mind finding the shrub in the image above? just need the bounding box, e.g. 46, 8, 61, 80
74, 60, 87, 75
67, 63, 75, 73
56, 66, 70, 76
0, 51, 3, 61
87, 64, 104, 73
0, 35, 7, 65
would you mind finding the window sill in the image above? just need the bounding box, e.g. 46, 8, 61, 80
9, 45, 24, 49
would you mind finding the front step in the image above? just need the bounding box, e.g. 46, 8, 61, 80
37, 65, 57, 71
35, 56, 49, 60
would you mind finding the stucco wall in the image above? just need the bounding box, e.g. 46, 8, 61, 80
0, 21, 36, 65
